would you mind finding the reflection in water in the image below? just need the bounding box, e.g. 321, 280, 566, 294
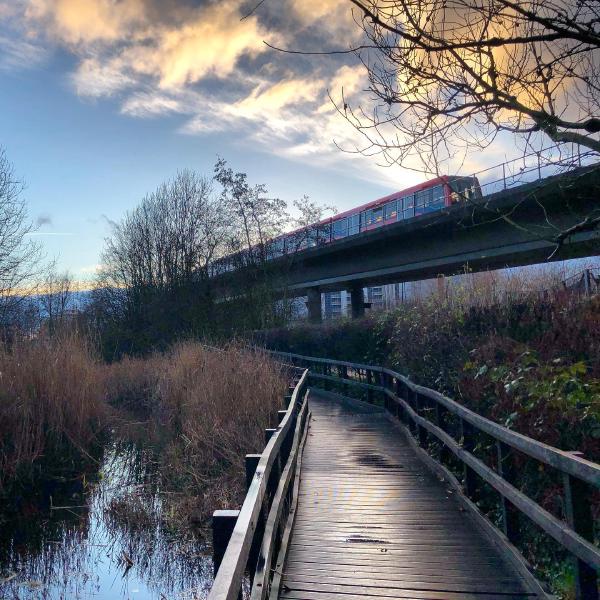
0, 440, 213, 599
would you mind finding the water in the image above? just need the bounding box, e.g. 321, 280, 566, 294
0, 440, 213, 600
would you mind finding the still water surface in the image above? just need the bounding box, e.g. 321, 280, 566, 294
0, 441, 213, 600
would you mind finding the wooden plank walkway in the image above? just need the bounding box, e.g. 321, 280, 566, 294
279, 389, 541, 600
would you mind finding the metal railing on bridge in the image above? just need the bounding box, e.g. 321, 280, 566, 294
467, 142, 599, 198
268, 351, 600, 600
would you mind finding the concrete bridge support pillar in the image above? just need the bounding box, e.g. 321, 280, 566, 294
350, 284, 366, 319
306, 288, 322, 324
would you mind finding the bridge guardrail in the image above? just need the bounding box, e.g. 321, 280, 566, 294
270, 350, 600, 600
208, 367, 310, 600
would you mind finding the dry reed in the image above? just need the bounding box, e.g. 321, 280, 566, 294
0, 332, 107, 489
0, 334, 287, 532
105, 342, 287, 528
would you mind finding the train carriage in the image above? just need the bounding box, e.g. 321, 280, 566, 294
215, 174, 481, 272
281, 174, 481, 250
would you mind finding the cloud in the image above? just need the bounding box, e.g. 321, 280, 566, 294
25, 0, 147, 44
6, 0, 420, 186
0, 34, 47, 71
35, 213, 52, 227
79, 263, 102, 275
26, 231, 75, 236
72, 57, 134, 97
23, 0, 270, 94
121, 2, 268, 89
121, 91, 183, 117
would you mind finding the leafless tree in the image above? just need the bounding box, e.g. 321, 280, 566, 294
331, 0, 600, 172
101, 169, 225, 293
39, 267, 74, 333
0, 147, 42, 328
214, 158, 288, 265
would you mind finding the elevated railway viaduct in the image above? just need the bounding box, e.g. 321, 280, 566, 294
215, 164, 600, 322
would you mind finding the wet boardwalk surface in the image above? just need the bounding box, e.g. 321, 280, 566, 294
279, 389, 540, 600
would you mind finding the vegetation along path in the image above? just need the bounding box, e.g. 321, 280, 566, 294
279, 390, 540, 600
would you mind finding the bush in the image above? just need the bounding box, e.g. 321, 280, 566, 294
255, 293, 600, 452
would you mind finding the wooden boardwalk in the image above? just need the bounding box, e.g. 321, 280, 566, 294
279, 389, 540, 600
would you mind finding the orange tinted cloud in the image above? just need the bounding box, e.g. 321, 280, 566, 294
25, 0, 146, 44
24, 0, 269, 89
122, 2, 268, 88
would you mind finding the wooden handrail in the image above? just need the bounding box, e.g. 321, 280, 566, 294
269, 349, 600, 600
208, 369, 310, 600
274, 350, 600, 486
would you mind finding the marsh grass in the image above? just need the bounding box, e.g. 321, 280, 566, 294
105, 342, 287, 530
0, 331, 107, 490
0, 336, 287, 533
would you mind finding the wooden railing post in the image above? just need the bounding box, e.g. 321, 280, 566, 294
265, 428, 277, 444
460, 419, 478, 500
496, 441, 520, 544
366, 369, 374, 403
245, 454, 261, 491
340, 365, 348, 395
212, 509, 240, 576
379, 372, 387, 407
394, 378, 403, 421
414, 391, 428, 447
435, 403, 450, 464
563, 471, 598, 600
408, 389, 418, 436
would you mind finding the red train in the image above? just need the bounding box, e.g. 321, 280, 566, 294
214, 175, 481, 271
271, 174, 481, 254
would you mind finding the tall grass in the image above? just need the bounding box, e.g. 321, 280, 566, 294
0, 332, 107, 489
105, 342, 287, 528
0, 335, 287, 531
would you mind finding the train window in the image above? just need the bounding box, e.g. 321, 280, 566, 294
415, 188, 431, 207
362, 210, 373, 227
384, 200, 398, 220
373, 207, 383, 223
415, 188, 432, 215
349, 213, 360, 235
432, 185, 445, 204
402, 195, 414, 219
332, 218, 348, 238
426, 185, 445, 212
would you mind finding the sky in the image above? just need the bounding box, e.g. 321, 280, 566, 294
0, 0, 522, 282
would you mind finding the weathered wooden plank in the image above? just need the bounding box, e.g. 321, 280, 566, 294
278, 390, 541, 599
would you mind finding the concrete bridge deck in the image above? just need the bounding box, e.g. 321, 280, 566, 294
279, 390, 540, 600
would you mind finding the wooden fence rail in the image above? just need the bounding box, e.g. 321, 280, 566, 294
208, 367, 310, 600
269, 350, 600, 600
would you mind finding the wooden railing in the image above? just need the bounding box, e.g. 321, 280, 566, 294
208, 367, 310, 600
270, 350, 600, 600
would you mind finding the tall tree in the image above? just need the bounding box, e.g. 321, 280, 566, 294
39, 268, 74, 334
214, 158, 288, 265
336, 0, 600, 171
0, 147, 42, 329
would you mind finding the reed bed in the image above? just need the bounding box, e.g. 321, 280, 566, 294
105, 342, 287, 528
0, 337, 287, 531
0, 332, 106, 489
